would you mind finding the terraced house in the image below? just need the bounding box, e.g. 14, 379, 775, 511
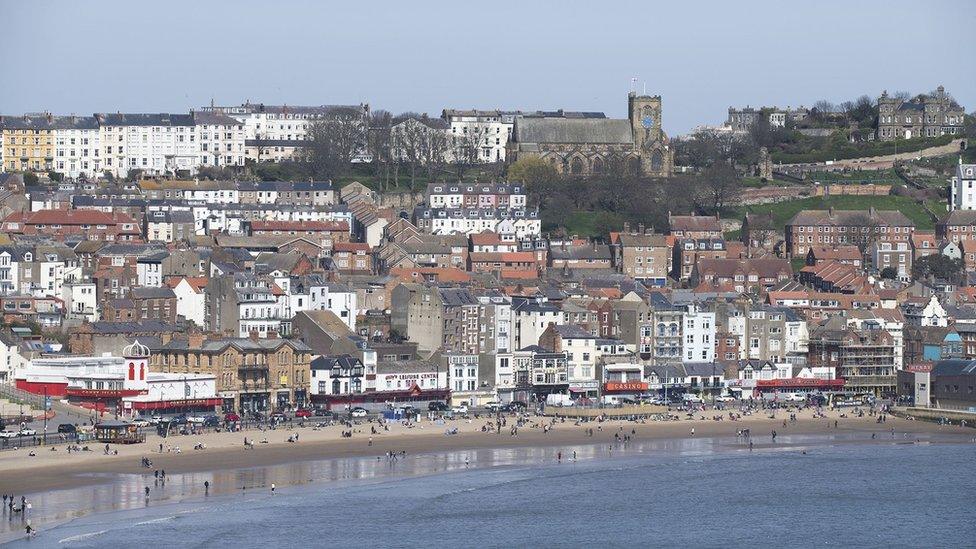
785, 207, 914, 258
150, 332, 312, 413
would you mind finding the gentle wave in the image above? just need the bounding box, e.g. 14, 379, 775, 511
58, 529, 107, 543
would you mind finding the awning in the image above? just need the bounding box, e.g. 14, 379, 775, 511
130, 398, 222, 410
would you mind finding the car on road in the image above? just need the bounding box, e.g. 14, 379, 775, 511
202, 416, 220, 427
57, 423, 77, 434
427, 401, 449, 412
186, 415, 207, 424
270, 412, 288, 422
294, 408, 313, 418
224, 412, 241, 422
0, 430, 19, 439
313, 408, 331, 417
452, 404, 469, 415
484, 401, 502, 412
714, 395, 736, 403
350, 407, 368, 418
682, 394, 704, 404
130, 419, 151, 427
149, 415, 165, 425
19, 428, 36, 437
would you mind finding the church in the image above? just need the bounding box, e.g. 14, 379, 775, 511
507, 92, 674, 178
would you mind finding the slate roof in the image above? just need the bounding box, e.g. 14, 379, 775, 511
514, 118, 633, 144
130, 287, 177, 300
931, 359, 976, 376
940, 210, 976, 226
787, 209, 913, 227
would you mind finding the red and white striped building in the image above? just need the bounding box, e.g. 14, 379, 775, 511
14, 341, 218, 417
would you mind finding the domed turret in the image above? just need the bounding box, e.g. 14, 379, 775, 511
123, 339, 151, 358
122, 339, 151, 391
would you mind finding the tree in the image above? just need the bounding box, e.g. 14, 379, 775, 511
844, 213, 881, 260
912, 254, 964, 283
697, 162, 741, 215
879, 267, 898, 280
507, 157, 558, 209
841, 95, 877, 128
23, 172, 39, 186
964, 112, 976, 140
449, 120, 488, 179
367, 110, 393, 190
303, 106, 365, 181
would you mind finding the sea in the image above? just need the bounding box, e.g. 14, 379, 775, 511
3, 434, 975, 548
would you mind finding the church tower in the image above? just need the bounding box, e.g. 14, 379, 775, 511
628, 92, 673, 178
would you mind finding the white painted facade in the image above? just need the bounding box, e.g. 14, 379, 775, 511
682, 307, 716, 363
53, 125, 102, 179
950, 163, 976, 212
61, 282, 98, 321
170, 278, 206, 327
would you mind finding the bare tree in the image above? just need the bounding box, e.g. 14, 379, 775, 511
367, 109, 393, 190
449, 120, 487, 179
390, 114, 450, 189
303, 106, 365, 180
844, 213, 882, 263
697, 162, 741, 214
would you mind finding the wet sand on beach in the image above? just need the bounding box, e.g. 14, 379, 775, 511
0, 408, 969, 496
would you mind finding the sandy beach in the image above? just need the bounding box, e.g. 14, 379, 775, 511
0, 407, 970, 496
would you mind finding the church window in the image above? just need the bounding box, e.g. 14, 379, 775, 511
651, 150, 663, 171
570, 157, 585, 175
591, 157, 604, 174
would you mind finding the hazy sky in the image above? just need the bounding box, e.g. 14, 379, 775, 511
1, 0, 973, 135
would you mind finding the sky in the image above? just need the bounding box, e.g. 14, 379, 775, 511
1, 0, 974, 135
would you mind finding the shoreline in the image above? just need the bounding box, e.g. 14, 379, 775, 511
1, 409, 971, 496
0, 410, 972, 544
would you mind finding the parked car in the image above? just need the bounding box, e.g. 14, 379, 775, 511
452, 404, 469, 415
224, 412, 241, 422
350, 407, 368, 418
57, 423, 77, 434
682, 394, 704, 404
202, 416, 220, 427
294, 409, 313, 418
186, 415, 207, 424
0, 430, 19, 439
270, 412, 287, 422
427, 401, 449, 412
149, 415, 165, 425
509, 401, 527, 411
484, 401, 502, 412
19, 428, 36, 437
130, 419, 150, 427
313, 408, 331, 417
714, 395, 736, 403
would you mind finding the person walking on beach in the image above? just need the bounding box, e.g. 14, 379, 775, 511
557, 451, 562, 463
271, 483, 276, 494
204, 481, 210, 494
145, 486, 150, 498
771, 430, 777, 442
691, 427, 695, 437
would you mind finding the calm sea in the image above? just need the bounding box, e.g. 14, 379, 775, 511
5, 436, 976, 548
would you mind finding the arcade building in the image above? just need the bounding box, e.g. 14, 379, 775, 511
14, 341, 218, 418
